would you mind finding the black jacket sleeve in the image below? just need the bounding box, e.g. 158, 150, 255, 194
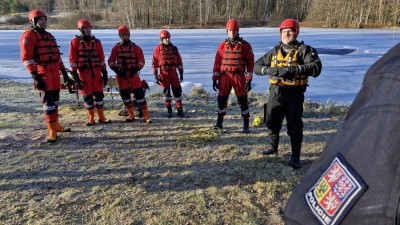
297, 45, 322, 78
254, 49, 274, 76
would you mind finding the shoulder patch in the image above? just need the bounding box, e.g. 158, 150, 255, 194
304, 153, 367, 225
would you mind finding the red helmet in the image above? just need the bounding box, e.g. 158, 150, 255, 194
280, 19, 300, 37
118, 25, 130, 36
77, 19, 92, 29
226, 19, 239, 31
28, 9, 46, 23
160, 30, 171, 39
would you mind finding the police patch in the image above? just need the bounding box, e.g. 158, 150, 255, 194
305, 153, 367, 225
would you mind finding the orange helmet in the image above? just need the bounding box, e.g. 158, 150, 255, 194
160, 30, 171, 39
118, 25, 130, 36
28, 9, 46, 24
280, 19, 300, 37
77, 19, 92, 29
226, 19, 239, 31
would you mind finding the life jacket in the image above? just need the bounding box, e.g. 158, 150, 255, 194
115, 41, 139, 70
220, 38, 247, 73
76, 35, 102, 70
157, 43, 179, 67
269, 43, 308, 86
32, 29, 62, 66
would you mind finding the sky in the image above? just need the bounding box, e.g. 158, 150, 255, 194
1, 27, 399, 104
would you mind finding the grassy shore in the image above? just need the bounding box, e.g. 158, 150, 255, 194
0, 79, 348, 225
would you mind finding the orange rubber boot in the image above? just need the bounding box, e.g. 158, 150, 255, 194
56, 121, 71, 132
97, 108, 111, 124
86, 109, 95, 126
46, 122, 57, 143
126, 107, 135, 122
142, 108, 152, 124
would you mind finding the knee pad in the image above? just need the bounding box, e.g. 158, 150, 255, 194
217, 96, 229, 109
172, 86, 182, 97
119, 89, 131, 101
93, 92, 104, 102
237, 95, 249, 111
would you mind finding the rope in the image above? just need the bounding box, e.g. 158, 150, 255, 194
177, 128, 221, 149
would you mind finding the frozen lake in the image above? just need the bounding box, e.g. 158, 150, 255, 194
1, 27, 399, 104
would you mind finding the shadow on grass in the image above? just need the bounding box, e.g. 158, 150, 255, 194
0, 156, 295, 193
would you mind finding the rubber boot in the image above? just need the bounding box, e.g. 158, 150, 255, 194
126, 107, 135, 122
86, 108, 95, 126
167, 106, 173, 118
137, 108, 143, 118
142, 108, 152, 124
97, 108, 111, 124
213, 116, 223, 129
262, 133, 279, 155
46, 122, 57, 143
177, 107, 185, 118
289, 143, 301, 169
56, 121, 71, 132
242, 119, 250, 133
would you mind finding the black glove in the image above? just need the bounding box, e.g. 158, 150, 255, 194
130, 66, 140, 78
212, 79, 219, 91
179, 73, 183, 83
61, 69, 72, 86
264, 67, 279, 76
111, 66, 119, 75
71, 70, 83, 90
245, 80, 252, 92
31, 71, 46, 91
278, 66, 297, 79
283, 66, 299, 75
101, 69, 108, 86
154, 71, 161, 85
154, 75, 161, 85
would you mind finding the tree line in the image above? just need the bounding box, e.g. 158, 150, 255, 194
2, 0, 399, 28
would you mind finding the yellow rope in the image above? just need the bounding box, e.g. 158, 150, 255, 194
177, 128, 221, 149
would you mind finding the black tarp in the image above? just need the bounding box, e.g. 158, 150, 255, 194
284, 43, 400, 225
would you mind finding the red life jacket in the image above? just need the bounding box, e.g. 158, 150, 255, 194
76, 36, 102, 70
157, 43, 179, 67
220, 38, 247, 73
116, 41, 138, 70
33, 30, 62, 66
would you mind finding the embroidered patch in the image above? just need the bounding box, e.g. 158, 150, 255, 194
305, 153, 367, 225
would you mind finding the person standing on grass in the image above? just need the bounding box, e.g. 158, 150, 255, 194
254, 19, 322, 169
212, 18, 254, 133
20, 9, 73, 143
69, 19, 111, 126
152, 30, 186, 118
108, 25, 151, 123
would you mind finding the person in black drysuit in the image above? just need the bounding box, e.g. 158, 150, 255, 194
254, 19, 322, 169
283, 43, 400, 224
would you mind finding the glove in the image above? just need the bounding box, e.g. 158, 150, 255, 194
283, 66, 299, 75
264, 67, 279, 76
31, 71, 46, 91
245, 80, 252, 92
278, 67, 297, 79
212, 79, 219, 91
130, 66, 140, 78
154, 75, 161, 85
71, 70, 83, 90
101, 69, 108, 86
111, 66, 119, 75
179, 73, 183, 83
154, 71, 161, 85
61, 69, 72, 86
